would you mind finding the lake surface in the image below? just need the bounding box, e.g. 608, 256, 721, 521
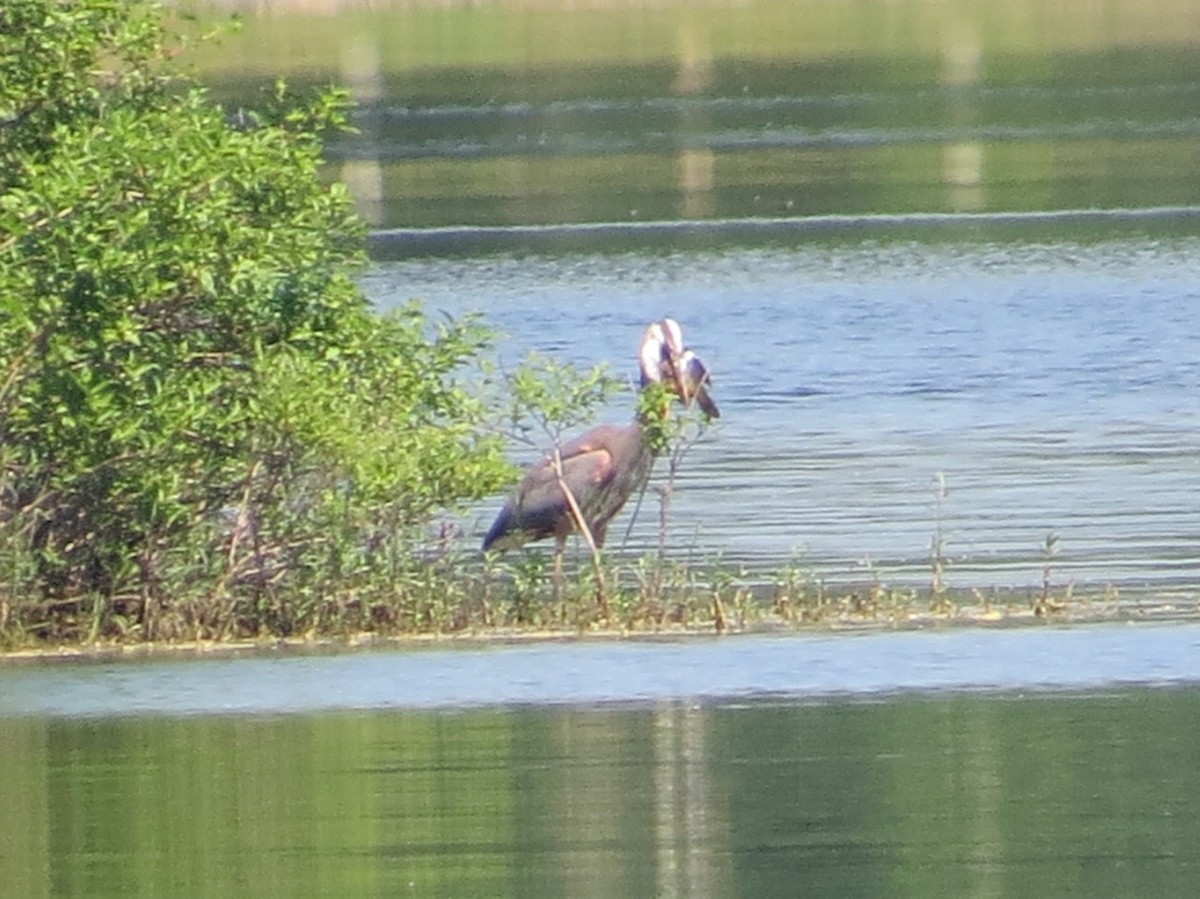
4, 625, 1200, 897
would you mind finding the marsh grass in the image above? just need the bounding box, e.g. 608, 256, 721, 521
1034, 531, 1071, 617
0, 532, 1167, 652
929, 472, 953, 614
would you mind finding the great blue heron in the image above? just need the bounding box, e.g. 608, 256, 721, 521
482, 318, 718, 595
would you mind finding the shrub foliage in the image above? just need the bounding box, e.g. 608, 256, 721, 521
0, 0, 513, 643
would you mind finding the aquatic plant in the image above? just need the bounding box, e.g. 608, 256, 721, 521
1034, 531, 1072, 616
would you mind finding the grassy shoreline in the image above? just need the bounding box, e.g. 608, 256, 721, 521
4, 586, 1196, 663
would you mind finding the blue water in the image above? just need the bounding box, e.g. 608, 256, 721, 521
365, 228, 1200, 597
5, 623, 1199, 718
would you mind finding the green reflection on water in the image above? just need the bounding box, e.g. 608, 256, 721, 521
189, 0, 1200, 229
4, 690, 1200, 897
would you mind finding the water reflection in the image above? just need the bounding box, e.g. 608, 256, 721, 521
5, 686, 1200, 896
192, 0, 1200, 228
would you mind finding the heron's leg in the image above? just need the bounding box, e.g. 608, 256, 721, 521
552, 535, 565, 604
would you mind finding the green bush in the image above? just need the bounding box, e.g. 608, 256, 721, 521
0, 0, 512, 643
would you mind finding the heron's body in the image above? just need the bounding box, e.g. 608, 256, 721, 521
482, 421, 655, 553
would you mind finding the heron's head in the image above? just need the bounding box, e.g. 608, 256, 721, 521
638, 317, 720, 419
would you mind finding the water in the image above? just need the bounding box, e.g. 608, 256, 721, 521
194, 0, 1200, 229
4, 625, 1200, 718
6, 690, 1197, 896
4, 627, 1200, 896
367, 235, 1200, 599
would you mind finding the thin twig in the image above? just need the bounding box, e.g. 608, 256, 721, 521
550, 446, 608, 619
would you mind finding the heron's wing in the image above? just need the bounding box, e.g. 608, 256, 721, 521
513, 444, 616, 523
482, 440, 616, 550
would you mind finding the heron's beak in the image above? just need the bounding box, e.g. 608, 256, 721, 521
673, 349, 720, 419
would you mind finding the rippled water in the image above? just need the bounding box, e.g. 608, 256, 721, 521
366, 228, 1200, 598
